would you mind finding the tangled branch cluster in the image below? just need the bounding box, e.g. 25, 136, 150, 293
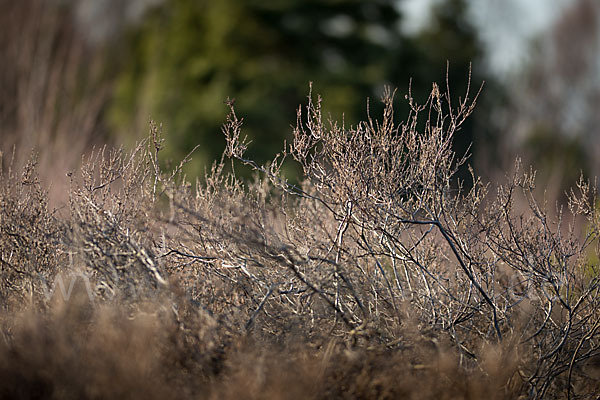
1, 80, 600, 399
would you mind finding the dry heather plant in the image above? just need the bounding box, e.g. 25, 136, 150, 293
1, 77, 600, 399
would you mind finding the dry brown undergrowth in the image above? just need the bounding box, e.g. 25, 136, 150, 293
1, 78, 600, 399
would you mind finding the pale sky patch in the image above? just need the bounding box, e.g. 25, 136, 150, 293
399, 0, 575, 78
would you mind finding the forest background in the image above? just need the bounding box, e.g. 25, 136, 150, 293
2, 0, 599, 206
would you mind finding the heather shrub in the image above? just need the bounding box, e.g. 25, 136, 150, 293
1, 79, 600, 399
0, 155, 63, 310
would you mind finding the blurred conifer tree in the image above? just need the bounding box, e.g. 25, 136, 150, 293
109, 0, 497, 180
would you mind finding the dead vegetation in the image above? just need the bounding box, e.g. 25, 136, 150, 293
1, 78, 600, 399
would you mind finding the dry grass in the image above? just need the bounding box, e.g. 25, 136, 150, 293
0, 0, 110, 207
1, 77, 600, 399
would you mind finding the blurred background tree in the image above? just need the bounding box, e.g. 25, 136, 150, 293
503, 0, 599, 195
107, 0, 497, 181
0, 0, 110, 205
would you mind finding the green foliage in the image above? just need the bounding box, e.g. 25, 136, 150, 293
109, 0, 495, 178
